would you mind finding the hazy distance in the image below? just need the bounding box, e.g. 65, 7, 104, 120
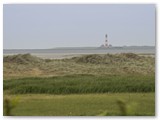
3, 4, 155, 49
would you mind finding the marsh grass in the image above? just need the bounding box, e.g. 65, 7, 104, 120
4, 74, 154, 94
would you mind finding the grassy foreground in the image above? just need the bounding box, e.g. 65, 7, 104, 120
3, 53, 155, 116
4, 93, 155, 116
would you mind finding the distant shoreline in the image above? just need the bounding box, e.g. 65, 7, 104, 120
3, 46, 155, 50
3, 46, 155, 59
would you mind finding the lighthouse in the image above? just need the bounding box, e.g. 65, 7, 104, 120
100, 34, 112, 48
104, 34, 109, 47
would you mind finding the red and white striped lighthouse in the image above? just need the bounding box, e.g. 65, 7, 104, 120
105, 34, 109, 47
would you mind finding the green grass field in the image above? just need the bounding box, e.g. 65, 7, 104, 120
3, 53, 155, 116
4, 93, 154, 116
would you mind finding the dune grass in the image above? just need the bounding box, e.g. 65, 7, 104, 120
3, 53, 155, 79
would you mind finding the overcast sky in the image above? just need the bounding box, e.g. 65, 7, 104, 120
3, 4, 155, 49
